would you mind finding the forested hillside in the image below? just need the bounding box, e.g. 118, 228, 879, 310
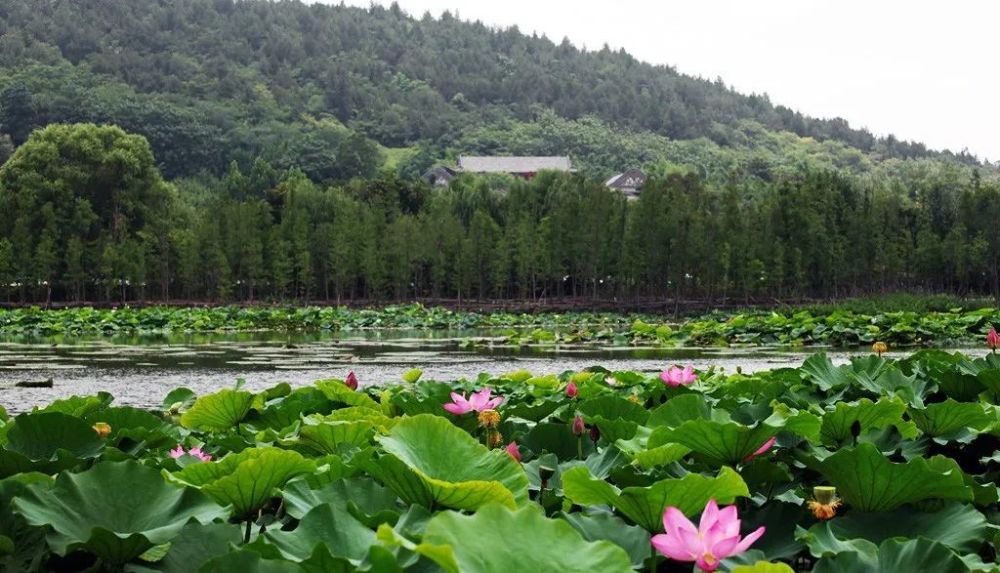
0, 1, 998, 306
0, 0, 989, 180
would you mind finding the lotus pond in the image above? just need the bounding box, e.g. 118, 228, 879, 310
2, 348, 1000, 572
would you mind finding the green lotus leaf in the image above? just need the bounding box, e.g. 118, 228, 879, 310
561, 465, 749, 531
561, 510, 652, 569
266, 502, 375, 562
197, 549, 305, 573
648, 419, 778, 466
908, 399, 992, 438
815, 443, 972, 512
294, 420, 374, 455
0, 473, 50, 572
315, 380, 381, 411
0, 412, 105, 477
820, 503, 988, 554
521, 422, 596, 461
246, 388, 332, 432
374, 414, 529, 510
731, 563, 796, 573
180, 389, 255, 431
811, 537, 970, 573
167, 447, 316, 518
161, 387, 197, 413
12, 460, 225, 564
39, 392, 114, 418
801, 354, 853, 391
819, 398, 917, 446
281, 477, 398, 524
577, 395, 649, 424
401, 368, 423, 384
411, 504, 634, 573
647, 394, 712, 427
137, 522, 243, 573
500, 398, 560, 422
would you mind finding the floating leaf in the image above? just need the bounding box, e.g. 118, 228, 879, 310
374, 414, 529, 511
819, 398, 916, 446
909, 399, 991, 438
13, 460, 224, 564
167, 447, 316, 518
815, 443, 972, 512
562, 465, 749, 531
180, 389, 255, 431
412, 504, 634, 573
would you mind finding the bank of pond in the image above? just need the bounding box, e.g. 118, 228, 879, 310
1, 349, 1000, 571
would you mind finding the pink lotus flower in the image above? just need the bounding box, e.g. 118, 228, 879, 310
988, 327, 1000, 351
660, 365, 697, 387
505, 441, 522, 463
345, 371, 359, 391
566, 381, 578, 398
443, 388, 504, 415
652, 499, 765, 572
572, 415, 585, 436
169, 445, 213, 462
743, 436, 777, 463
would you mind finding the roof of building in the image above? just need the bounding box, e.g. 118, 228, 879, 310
605, 168, 647, 189
457, 156, 573, 173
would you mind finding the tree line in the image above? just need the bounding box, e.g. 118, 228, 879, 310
1, 123, 998, 307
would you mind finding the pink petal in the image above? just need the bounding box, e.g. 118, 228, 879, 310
699, 498, 720, 531
651, 534, 698, 561
663, 507, 698, 538
443, 402, 469, 415
169, 446, 185, 459
732, 526, 766, 554
484, 396, 504, 410
469, 388, 492, 411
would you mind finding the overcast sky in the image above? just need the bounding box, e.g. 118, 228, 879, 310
324, 0, 999, 161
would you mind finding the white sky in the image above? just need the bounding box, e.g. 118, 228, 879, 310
322, 0, 1000, 162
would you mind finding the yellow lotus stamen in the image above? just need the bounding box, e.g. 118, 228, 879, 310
478, 409, 501, 429
92, 422, 112, 439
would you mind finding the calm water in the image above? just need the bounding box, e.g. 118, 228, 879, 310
0, 330, 986, 412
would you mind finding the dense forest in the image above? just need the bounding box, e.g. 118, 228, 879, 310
0, 1, 998, 306
0, 123, 998, 306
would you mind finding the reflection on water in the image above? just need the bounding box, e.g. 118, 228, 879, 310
0, 330, 987, 412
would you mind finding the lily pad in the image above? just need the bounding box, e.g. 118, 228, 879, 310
167, 447, 316, 518
12, 460, 225, 564
180, 389, 255, 431
815, 443, 972, 512
374, 414, 529, 510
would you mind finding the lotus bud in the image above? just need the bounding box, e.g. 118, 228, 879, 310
505, 441, 522, 463
808, 486, 841, 520
478, 408, 501, 429
988, 327, 1000, 352
572, 415, 585, 436
345, 371, 359, 391
565, 381, 578, 398
872, 341, 887, 357
627, 394, 641, 404
92, 422, 112, 439
589, 424, 601, 444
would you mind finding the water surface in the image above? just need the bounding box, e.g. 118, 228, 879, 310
0, 330, 985, 412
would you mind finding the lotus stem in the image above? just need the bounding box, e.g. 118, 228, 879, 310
244, 519, 252, 544
577, 436, 583, 460
649, 543, 657, 573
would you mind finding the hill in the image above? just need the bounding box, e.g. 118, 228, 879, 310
0, 0, 989, 182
